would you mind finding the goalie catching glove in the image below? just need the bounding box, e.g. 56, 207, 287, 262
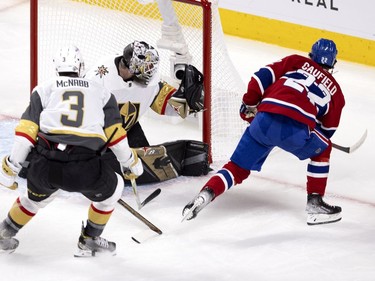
0, 156, 20, 190
121, 148, 144, 180
168, 64, 204, 118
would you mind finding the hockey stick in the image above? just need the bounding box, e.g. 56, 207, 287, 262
130, 178, 142, 209
332, 129, 367, 154
141, 188, 161, 207
117, 198, 163, 235
129, 178, 162, 209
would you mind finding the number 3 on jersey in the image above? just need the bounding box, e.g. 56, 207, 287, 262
61, 91, 84, 127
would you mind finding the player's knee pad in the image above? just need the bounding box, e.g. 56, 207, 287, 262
94, 173, 124, 211
19, 191, 57, 213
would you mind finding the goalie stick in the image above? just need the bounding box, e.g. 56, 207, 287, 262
117, 198, 163, 235
332, 129, 367, 154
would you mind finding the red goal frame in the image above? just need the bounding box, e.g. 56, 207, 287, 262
30, 0, 214, 162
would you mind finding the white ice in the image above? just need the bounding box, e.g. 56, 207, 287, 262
1, 1, 375, 281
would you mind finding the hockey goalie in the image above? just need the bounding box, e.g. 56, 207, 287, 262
84, 40, 209, 185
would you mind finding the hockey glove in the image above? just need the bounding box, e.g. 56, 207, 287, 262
122, 149, 144, 180
171, 64, 204, 114
0, 156, 19, 190
240, 102, 258, 123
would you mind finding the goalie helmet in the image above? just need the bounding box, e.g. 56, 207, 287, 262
53, 45, 85, 76
123, 41, 160, 85
309, 38, 338, 69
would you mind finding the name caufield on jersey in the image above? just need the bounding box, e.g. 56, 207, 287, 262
56, 79, 89, 88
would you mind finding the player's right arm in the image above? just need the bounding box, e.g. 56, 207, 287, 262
0, 90, 41, 189
102, 92, 143, 179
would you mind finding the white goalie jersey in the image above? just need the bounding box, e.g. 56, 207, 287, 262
84, 56, 160, 127
84, 55, 180, 131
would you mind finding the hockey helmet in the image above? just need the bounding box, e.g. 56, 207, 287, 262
309, 38, 338, 69
123, 41, 159, 84
53, 45, 85, 76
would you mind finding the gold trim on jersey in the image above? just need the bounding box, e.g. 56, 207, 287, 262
48, 129, 107, 142
150, 82, 176, 114
15, 119, 39, 142
104, 123, 127, 143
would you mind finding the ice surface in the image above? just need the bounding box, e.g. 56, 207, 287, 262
0, 1, 374, 281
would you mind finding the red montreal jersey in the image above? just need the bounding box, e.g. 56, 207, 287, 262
243, 54, 345, 138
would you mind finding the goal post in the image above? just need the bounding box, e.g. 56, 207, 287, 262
30, 0, 246, 164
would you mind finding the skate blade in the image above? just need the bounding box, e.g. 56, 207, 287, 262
307, 212, 342, 225
74, 248, 116, 258
0, 248, 17, 254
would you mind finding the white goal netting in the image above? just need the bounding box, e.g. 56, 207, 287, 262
34, 0, 247, 163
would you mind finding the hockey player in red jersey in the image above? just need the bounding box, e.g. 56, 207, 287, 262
0, 46, 143, 255
183, 38, 345, 225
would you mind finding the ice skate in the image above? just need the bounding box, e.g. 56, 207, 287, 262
306, 193, 342, 225
0, 238, 19, 254
74, 225, 116, 257
0, 221, 19, 254
182, 187, 214, 221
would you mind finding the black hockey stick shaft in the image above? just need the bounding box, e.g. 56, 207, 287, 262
117, 198, 163, 235
141, 188, 161, 207
332, 142, 350, 153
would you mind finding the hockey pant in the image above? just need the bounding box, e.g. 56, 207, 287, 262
2, 140, 125, 238
202, 112, 332, 198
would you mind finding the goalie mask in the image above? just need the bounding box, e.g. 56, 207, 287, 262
53, 45, 85, 77
123, 41, 160, 85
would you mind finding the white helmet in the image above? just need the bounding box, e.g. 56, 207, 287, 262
123, 41, 159, 85
53, 45, 85, 76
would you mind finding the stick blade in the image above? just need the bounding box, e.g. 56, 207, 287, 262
348, 129, 367, 153
131, 229, 161, 244
332, 129, 367, 154
141, 188, 161, 207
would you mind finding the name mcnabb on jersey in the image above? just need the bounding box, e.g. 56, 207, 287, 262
56, 78, 89, 88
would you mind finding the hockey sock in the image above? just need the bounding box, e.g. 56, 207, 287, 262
202, 161, 250, 199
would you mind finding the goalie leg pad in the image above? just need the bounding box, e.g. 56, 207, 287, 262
181, 140, 210, 176
134, 146, 179, 184
163, 140, 210, 176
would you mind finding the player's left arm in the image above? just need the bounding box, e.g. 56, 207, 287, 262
150, 65, 205, 119
150, 81, 177, 116
167, 64, 204, 119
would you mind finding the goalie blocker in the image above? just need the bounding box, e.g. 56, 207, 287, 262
104, 139, 210, 185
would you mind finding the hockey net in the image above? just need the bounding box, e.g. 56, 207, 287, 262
31, 0, 247, 163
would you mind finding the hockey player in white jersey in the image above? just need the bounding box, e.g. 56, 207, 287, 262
84, 40, 210, 184
0, 46, 143, 256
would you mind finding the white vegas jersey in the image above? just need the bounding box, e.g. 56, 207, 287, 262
85, 55, 161, 122
25, 76, 122, 150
